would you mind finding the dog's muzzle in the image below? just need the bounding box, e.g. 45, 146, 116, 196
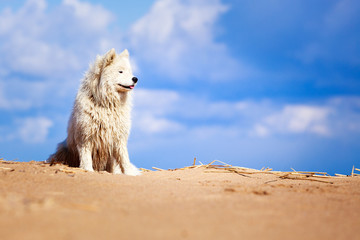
118, 77, 138, 90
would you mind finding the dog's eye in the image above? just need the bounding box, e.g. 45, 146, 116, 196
119, 71, 123, 74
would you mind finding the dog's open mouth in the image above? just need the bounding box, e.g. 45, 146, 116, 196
118, 84, 135, 90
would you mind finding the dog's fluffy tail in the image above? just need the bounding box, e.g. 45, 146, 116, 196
47, 140, 79, 167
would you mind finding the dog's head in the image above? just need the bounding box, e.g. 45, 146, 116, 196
95, 48, 138, 93
85, 49, 138, 106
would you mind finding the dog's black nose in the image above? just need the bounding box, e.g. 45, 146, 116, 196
132, 77, 138, 84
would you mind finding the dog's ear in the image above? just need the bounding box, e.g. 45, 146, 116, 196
119, 49, 129, 58
92, 55, 103, 75
91, 48, 116, 77
103, 48, 116, 67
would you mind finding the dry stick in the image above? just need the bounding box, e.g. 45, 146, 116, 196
313, 174, 333, 178
280, 175, 334, 184
264, 180, 278, 184
335, 173, 347, 177
152, 167, 165, 171
204, 170, 231, 173
352, 165, 355, 177
139, 168, 152, 172
193, 165, 203, 169
291, 168, 328, 176
0, 167, 15, 171
234, 172, 252, 178
0, 160, 18, 164
296, 171, 328, 176
203, 160, 232, 168
193, 157, 196, 166
55, 168, 78, 174
213, 160, 233, 167
204, 160, 218, 168
61, 167, 87, 173
204, 169, 251, 177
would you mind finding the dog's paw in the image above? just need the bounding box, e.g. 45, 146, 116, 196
80, 166, 94, 172
113, 164, 123, 174
123, 163, 142, 176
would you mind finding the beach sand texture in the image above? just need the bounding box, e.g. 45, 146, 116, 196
0, 160, 359, 240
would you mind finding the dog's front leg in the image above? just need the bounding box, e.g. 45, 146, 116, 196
113, 159, 123, 174
118, 145, 141, 176
78, 145, 94, 172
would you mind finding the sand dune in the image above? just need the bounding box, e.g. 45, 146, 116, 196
0, 160, 359, 240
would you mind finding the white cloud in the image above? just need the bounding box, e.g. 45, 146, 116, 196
132, 89, 184, 134
6, 117, 53, 143
133, 89, 180, 116
189, 125, 241, 140
133, 114, 184, 134
253, 105, 332, 137
128, 0, 250, 81
253, 124, 269, 137
63, 0, 114, 32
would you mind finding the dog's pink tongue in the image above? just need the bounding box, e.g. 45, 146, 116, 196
130, 85, 134, 89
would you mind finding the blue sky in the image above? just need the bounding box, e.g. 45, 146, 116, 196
0, 0, 359, 174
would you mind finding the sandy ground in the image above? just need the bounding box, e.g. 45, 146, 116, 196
0, 160, 359, 240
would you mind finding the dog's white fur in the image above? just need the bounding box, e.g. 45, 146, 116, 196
48, 48, 141, 176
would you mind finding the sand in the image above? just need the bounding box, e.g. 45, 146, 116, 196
0, 160, 359, 240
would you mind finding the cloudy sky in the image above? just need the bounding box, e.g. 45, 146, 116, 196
0, 0, 359, 174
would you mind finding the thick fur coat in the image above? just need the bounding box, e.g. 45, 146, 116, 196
48, 49, 140, 176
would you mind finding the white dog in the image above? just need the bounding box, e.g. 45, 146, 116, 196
48, 49, 141, 176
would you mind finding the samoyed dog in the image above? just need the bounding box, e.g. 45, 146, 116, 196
48, 48, 141, 176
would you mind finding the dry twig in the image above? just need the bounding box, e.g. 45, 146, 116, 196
0, 166, 15, 172
152, 167, 165, 171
